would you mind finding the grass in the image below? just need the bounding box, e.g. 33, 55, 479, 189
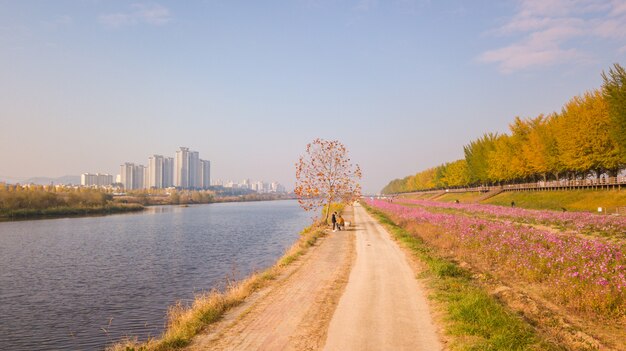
0, 203, 144, 220
484, 189, 626, 213
108, 211, 333, 351
436, 192, 484, 203
362, 202, 562, 351
400, 192, 444, 200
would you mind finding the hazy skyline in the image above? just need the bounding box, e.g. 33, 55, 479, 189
2, 0, 625, 193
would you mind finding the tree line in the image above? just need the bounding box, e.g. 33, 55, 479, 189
382, 64, 626, 194
0, 184, 111, 211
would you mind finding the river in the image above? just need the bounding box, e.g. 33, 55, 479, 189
0, 200, 310, 351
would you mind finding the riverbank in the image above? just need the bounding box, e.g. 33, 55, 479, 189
108, 204, 346, 351
0, 183, 295, 221
0, 203, 144, 221
0, 195, 296, 222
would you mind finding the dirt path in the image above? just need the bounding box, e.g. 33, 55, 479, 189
324, 203, 443, 351
188, 204, 442, 350
187, 208, 355, 351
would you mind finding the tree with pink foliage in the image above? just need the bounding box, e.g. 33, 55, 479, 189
294, 139, 361, 223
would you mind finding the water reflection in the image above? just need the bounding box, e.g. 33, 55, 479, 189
0, 200, 309, 351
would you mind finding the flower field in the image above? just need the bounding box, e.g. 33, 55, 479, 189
398, 198, 626, 237
366, 199, 626, 319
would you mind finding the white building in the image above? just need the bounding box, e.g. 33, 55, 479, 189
174, 147, 189, 188
188, 150, 200, 188
81, 173, 113, 187
200, 159, 211, 189
133, 165, 146, 190
242, 179, 250, 189
163, 157, 174, 188
120, 163, 135, 190
120, 163, 147, 190
148, 155, 164, 189
142, 165, 149, 190
174, 147, 210, 189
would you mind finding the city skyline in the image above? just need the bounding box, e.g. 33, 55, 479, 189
79, 146, 288, 192
2, 1, 626, 193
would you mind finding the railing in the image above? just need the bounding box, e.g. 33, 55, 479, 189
395, 176, 626, 195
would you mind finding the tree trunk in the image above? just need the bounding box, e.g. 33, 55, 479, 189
324, 196, 332, 224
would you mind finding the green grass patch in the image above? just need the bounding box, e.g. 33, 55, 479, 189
437, 192, 484, 203
0, 203, 144, 220
362, 202, 562, 351
400, 192, 444, 200
484, 189, 626, 213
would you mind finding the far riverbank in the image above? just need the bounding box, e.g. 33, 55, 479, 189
0, 183, 295, 221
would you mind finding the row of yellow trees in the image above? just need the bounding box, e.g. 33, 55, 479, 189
382, 64, 626, 193
0, 184, 112, 211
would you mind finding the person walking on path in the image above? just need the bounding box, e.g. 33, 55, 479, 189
331, 212, 337, 232
336, 215, 345, 231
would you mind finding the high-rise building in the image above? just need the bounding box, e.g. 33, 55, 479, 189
163, 157, 174, 188
142, 165, 149, 190
255, 181, 266, 193
200, 159, 211, 189
133, 165, 146, 190
173, 147, 210, 189
148, 155, 164, 189
174, 147, 189, 188
81, 173, 113, 187
120, 163, 135, 190
120, 163, 147, 190
189, 150, 200, 188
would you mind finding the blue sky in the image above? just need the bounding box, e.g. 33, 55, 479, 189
1, 0, 625, 193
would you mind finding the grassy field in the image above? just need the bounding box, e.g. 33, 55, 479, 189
399, 192, 443, 200
436, 192, 484, 203
484, 189, 626, 213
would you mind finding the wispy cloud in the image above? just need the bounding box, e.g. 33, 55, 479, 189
99, 3, 171, 28
479, 0, 626, 73
354, 0, 378, 12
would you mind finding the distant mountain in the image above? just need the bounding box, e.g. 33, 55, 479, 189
0, 175, 26, 184
23, 175, 81, 185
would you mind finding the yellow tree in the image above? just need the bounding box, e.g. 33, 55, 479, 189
442, 159, 470, 187
464, 133, 498, 185
556, 90, 622, 177
602, 63, 626, 161
295, 139, 362, 223
488, 134, 517, 183
521, 115, 559, 180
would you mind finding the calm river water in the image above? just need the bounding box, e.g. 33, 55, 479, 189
0, 200, 310, 351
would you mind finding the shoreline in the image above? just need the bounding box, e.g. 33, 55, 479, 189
0, 197, 298, 222
107, 203, 345, 351
0, 203, 145, 222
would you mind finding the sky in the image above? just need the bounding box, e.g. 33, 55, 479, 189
1, 0, 626, 193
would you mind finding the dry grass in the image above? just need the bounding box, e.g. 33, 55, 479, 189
107, 223, 327, 351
